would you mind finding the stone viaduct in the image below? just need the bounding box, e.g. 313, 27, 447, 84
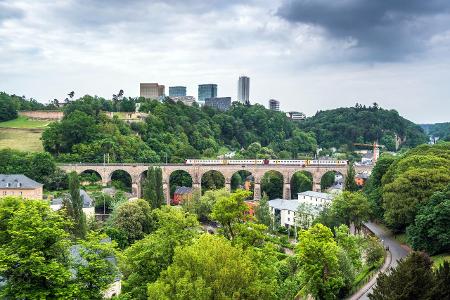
59, 163, 373, 203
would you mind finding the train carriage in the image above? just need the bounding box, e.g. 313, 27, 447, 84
185, 159, 348, 166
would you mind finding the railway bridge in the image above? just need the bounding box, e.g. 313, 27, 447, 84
59, 163, 373, 203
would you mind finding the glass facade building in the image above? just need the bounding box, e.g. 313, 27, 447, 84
169, 86, 187, 97
198, 84, 217, 102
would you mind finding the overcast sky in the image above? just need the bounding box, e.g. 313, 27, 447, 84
1, 0, 450, 123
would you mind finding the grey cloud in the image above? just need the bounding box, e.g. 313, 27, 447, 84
0, 2, 23, 23
52, 0, 247, 29
277, 0, 450, 61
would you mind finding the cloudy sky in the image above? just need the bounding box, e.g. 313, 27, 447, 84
1, 0, 450, 123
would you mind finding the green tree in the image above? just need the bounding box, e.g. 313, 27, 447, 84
321, 171, 336, 191
406, 185, 450, 255
68, 171, 87, 239
331, 191, 371, 233
254, 193, 272, 227
296, 224, 345, 299
381, 143, 450, 232
0, 93, 18, 121
210, 189, 251, 239
429, 261, 450, 299
72, 232, 118, 299
291, 171, 313, 197
364, 154, 396, 219
106, 199, 154, 248
335, 224, 363, 270
345, 163, 358, 191
369, 252, 435, 300
182, 188, 226, 222
120, 207, 199, 299
201, 170, 225, 193
147, 234, 277, 300
0, 197, 74, 298
365, 235, 385, 268
383, 168, 450, 232
154, 167, 165, 206
261, 171, 283, 199
143, 167, 157, 209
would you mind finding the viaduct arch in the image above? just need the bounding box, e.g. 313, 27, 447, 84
59, 163, 373, 204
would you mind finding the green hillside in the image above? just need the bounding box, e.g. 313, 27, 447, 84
299, 104, 428, 150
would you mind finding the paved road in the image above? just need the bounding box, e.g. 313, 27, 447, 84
349, 222, 410, 300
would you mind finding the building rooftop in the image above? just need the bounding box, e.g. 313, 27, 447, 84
356, 172, 370, 179
362, 151, 374, 159
174, 186, 193, 195
268, 199, 300, 211
298, 191, 334, 200
51, 189, 94, 208
0, 174, 43, 189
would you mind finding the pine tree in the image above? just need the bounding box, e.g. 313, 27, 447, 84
369, 252, 435, 300
143, 167, 158, 209
254, 193, 272, 228
344, 162, 358, 192
68, 171, 87, 239
154, 167, 165, 207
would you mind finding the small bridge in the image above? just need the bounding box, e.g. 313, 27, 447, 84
59, 163, 373, 203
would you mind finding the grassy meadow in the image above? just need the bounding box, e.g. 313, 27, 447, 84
0, 116, 51, 152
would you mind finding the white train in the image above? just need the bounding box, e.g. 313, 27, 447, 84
185, 159, 348, 166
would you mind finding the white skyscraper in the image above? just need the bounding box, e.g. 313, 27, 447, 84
238, 76, 250, 104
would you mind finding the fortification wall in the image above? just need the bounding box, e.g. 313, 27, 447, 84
19, 111, 63, 120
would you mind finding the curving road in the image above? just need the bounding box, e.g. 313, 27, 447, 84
349, 222, 410, 300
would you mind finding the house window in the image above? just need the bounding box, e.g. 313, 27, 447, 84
2, 191, 6, 195
288, 211, 290, 215
6, 183, 10, 188
20, 191, 23, 195
287, 218, 290, 221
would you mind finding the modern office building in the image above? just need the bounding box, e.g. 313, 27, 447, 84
169, 86, 187, 97
237, 76, 250, 104
204, 97, 231, 111
198, 84, 217, 102
140, 83, 165, 99
269, 99, 280, 111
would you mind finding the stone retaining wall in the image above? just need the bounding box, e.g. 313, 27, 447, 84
19, 110, 63, 120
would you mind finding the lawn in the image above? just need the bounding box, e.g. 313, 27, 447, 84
0, 116, 51, 128
0, 128, 44, 152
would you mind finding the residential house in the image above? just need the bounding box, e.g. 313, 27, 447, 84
269, 191, 335, 229
51, 189, 95, 218
297, 191, 334, 209
172, 186, 193, 205
0, 174, 43, 199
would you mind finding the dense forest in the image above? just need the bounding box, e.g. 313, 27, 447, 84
364, 142, 450, 255
41, 95, 317, 162
299, 104, 428, 150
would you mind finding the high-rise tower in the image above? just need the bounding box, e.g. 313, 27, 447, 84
238, 76, 250, 105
